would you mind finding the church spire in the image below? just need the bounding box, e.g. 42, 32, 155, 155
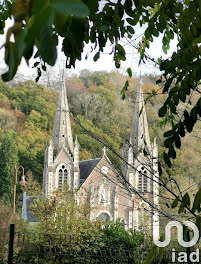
52, 76, 74, 154
130, 79, 151, 157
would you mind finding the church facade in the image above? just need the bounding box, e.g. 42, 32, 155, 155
42, 78, 159, 234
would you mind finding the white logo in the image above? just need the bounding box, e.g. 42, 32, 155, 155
153, 221, 199, 247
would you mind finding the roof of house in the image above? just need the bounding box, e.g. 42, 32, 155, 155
79, 158, 101, 185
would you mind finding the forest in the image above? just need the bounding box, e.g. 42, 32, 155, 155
0, 70, 200, 213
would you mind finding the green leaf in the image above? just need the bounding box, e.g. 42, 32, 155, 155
2, 42, 19, 82
178, 122, 185, 137
121, 93, 126, 100
195, 215, 201, 238
16, 29, 27, 58
156, 79, 161, 84
52, 1, 89, 18
116, 44, 125, 57
164, 130, 174, 137
144, 244, 157, 264
87, 0, 99, 10
93, 52, 100, 62
175, 136, 181, 149
100, 25, 108, 32
32, 0, 47, 14
171, 197, 179, 209
166, 30, 174, 40
182, 193, 190, 207
197, 98, 201, 116
126, 67, 132, 78
158, 105, 167, 117
179, 193, 190, 214
126, 18, 136, 26
163, 77, 173, 92
32, 61, 40, 68
115, 57, 120, 68
158, 161, 162, 176
127, 25, 135, 35
192, 189, 201, 213
24, 45, 34, 60
164, 137, 173, 148
158, 247, 164, 264
168, 145, 176, 159
121, 80, 129, 93
42, 64, 46, 71
185, 118, 193, 133
39, 25, 58, 66
35, 67, 41, 82
164, 152, 171, 167
26, 6, 55, 44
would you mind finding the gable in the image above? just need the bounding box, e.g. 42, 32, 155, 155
80, 155, 118, 188
54, 148, 73, 167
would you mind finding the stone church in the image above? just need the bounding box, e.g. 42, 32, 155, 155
41, 77, 159, 234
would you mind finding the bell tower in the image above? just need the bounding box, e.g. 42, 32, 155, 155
122, 80, 159, 232
52, 76, 74, 154
43, 77, 79, 196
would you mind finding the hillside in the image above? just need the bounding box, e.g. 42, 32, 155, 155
0, 71, 200, 209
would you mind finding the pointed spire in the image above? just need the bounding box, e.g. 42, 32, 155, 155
130, 79, 151, 157
52, 76, 74, 154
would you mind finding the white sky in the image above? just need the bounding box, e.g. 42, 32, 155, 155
0, 18, 178, 79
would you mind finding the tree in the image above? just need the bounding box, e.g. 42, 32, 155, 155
0, 108, 17, 131
31, 186, 100, 235
0, 130, 18, 200
17, 128, 47, 184
79, 70, 110, 88
25, 110, 48, 131
20, 170, 42, 196
18, 187, 146, 264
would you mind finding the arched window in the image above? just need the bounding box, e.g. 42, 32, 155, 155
99, 183, 110, 205
120, 219, 125, 229
64, 169, 67, 184
143, 171, 147, 192
98, 212, 110, 222
58, 169, 62, 189
58, 165, 68, 190
138, 167, 148, 192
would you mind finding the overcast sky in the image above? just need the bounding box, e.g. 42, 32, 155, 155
0, 18, 178, 80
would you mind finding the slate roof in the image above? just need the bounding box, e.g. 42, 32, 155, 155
79, 158, 101, 185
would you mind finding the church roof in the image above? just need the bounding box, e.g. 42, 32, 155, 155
79, 158, 101, 185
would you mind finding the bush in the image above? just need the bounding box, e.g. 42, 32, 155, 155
14, 221, 147, 264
